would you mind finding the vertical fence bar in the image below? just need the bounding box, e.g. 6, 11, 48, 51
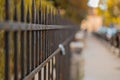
46, 30, 49, 80
31, 31, 35, 80
34, 1, 36, 25
14, 32, 18, 80
31, 31, 35, 70
40, 0, 42, 24
51, 58, 54, 80
32, 0, 35, 23
21, 31, 25, 79
37, 31, 39, 66
21, 0, 24, 22
46, 6, 48, 25
35, 31, 38, 67
26, 31, 30, 74
51, 31, 53, 80
48, 30, 50, 80
36, 30, 40, 79
39, 6, 42, 24
45, 6, 48, 25
38, 30, 42, 80
33, 31, 36, 79
29, 30, 32, 72
36, 8, 39, 24
44, 30, 46, 80
51, 8, 53, 25
27, 8, 30, 23
52, 9, 55, 25
34, 31, 36, 69
14, 0, 17, 21
41, 30, 44, 80
56, 54, 60, 80
4, 31, 10, 80
24, 31, 27, 75
5, 0, 10, 21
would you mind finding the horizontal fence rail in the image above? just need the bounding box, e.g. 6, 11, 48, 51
0, 0, 79, 80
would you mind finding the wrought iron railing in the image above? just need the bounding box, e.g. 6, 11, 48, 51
0, 0, 79, 80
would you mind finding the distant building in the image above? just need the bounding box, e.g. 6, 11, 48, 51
81, 8, 103, 32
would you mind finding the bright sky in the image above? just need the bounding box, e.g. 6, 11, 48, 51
88, 0, 100, 8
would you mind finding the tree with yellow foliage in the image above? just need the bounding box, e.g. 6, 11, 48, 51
99, 0, 120, 26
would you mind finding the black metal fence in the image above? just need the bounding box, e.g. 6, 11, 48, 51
0, 0, 79, 80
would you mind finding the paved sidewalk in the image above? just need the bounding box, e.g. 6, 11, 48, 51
83, 34, 120, 80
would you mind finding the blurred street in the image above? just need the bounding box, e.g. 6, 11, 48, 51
82, 34, 120, 80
